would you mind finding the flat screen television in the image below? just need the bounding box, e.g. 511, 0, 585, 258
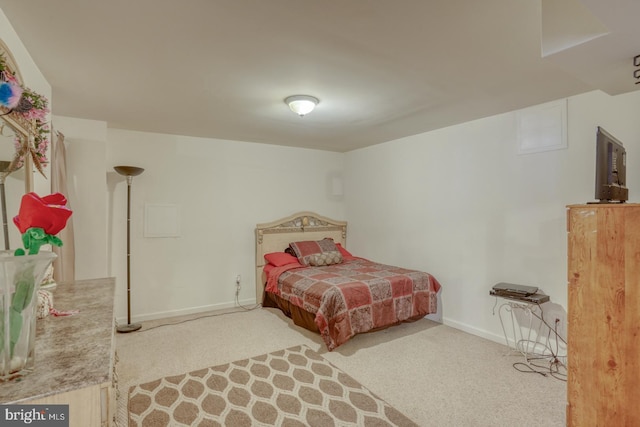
595, 126, 628, 203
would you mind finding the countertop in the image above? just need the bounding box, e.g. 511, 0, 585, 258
0, 277, 115, 403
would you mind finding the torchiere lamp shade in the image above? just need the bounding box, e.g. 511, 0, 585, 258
114, 166, 144, 177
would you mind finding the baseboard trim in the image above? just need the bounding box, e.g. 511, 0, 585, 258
442, 316, 507, 346
117, 298, 258, 325
122, 304, 510, 348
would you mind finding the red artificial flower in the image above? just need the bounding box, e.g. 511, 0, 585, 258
13, 192, 72, 235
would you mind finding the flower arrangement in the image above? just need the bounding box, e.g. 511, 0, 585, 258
0, 192, 72, 379
0, 52, 51, 171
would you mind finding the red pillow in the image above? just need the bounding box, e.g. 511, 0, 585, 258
264, 252, 300, 267
335, 242, 353, 257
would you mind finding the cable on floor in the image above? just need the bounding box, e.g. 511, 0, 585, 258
132, 301, 262, 333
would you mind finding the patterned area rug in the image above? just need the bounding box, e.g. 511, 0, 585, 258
128, 345, 418, 426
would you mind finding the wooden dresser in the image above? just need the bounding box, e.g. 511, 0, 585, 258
0, 278, 116, 427
566, 204, 640, 426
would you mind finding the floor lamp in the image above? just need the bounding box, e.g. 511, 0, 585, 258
114, 166, 144, 333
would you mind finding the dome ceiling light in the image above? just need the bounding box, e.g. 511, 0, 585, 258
284, 95, 319, 117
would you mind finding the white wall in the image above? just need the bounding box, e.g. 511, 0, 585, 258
51, 116, 109, 280
344, 89, 640, 344
46, 90, 640, 342
7, 5, 640, 346
105, 129, 344, 323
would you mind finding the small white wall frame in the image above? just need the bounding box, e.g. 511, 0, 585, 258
517, 99, 568, 154
144, 203, 180, 238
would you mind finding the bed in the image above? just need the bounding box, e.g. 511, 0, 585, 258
255, 212, 441, 351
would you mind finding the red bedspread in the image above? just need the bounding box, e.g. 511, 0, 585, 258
265, 258, 441, 350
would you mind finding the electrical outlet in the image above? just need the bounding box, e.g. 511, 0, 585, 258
540, 305, 568, 358
543, 306, 567, 338
234, 274, 241, 300
554, 316, 567, 340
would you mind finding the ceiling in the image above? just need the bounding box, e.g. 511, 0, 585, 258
0, 0, 638, 152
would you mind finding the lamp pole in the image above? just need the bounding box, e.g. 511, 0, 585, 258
114, 166, 144, 333
0, 161, 11, 250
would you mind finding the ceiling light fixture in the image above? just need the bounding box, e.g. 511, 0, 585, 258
285, 95, 319, 117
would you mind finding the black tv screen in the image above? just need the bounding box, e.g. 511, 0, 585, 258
595, 126, 628, 203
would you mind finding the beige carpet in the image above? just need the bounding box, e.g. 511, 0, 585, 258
117, 307, 566, 426
128, 344, 417, 426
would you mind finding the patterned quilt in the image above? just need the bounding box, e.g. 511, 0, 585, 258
265, 258, 441, 350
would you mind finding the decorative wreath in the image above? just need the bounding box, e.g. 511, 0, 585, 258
0, 51, 50, 177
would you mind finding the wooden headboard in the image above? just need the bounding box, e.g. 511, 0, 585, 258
255, 211, 347, 303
